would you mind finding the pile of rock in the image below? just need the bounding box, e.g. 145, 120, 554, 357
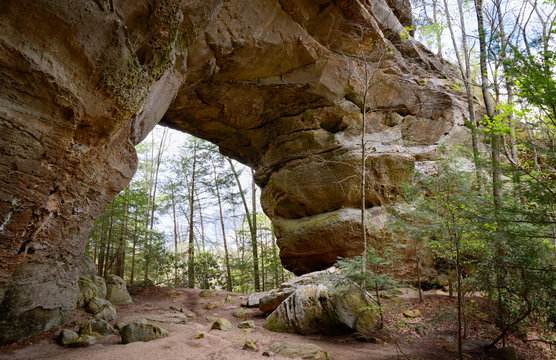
58, 254, 168, 346
77, 254, 132, 309
75, 254, 132, 330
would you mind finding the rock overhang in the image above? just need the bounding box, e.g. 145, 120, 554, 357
0, 0, 469, 344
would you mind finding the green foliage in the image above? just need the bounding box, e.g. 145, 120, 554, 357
335, 247, 399, 293
396, 152, 556, 344
194, 251, 223, 290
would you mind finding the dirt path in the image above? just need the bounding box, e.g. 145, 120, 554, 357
0, 288, 551, 360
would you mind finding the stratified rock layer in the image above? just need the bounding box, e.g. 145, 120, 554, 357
0, 0, 469, 343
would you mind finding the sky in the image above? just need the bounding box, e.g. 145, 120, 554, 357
135, 125, 265, 254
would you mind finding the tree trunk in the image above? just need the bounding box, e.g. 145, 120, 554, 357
433, 0, 442, 56
97, 214, 107, 276
455, 240, 464, 360
475, 2, 506, 345
474, 0, 502, 211
187, 142, 198, 288
251, 170, 261, 292
272, 230, 280, 288
197, 192, 205, 253
444, 0, 483, 190
115, 194, 129, 278
227, 158, 260, 292
416, 241, 423, 302
130, 211, 138, 284
495, 0, 520, 188
214, 163, 233, 292
361, 58, 368, 288
170, 186, 179, 285
104, 203, 115, 276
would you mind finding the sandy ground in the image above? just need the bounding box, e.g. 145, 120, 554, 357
0, 287, 552, 360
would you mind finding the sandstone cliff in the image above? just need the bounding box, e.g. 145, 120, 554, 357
0, 0, 469, 344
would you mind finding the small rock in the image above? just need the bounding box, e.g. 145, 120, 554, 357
353, 332, 381, 343
262, 350, 276, 357
68, 335, 96, 347
57, 329, 79, 346
145, 313, 188, 325
80, 318, 115, 337
206, 315, 218, 323
211, 318, 233, 331
199, 290, 216, 298
238, 320, 256, 329
415, 323, 427, 337
489, 346, 518, 360
403, 309, 422, 318
246, 292, 267, 307
167, 290, 182, 297
378, 291, 394, 299
243, 339, 257, 351
205, 301, 222, 310
264, 342, 328, 360
120, 319, 169, 344
224, 295, 234, 303
183, 309, 196, 318
87, 297, 111, 314
94, 305, 117, 322
194, 333, 204, 339
462, 339, 489, 352
240, 299, 248, 307
232, 309, 253, 319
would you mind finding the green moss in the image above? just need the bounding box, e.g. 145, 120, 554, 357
344, 85, 359, 104
263, 313, 292, 333
177, 25, 198, 51
302, 110, 314, 123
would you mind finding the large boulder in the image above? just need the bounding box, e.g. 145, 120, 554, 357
77, 274, 107, 306
105, 274, 132, 305
120, 319, 169, 344
264, 268, 379, 335
76, 253, 106, 307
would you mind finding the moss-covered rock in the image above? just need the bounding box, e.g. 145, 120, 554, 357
57, 329, 79, 346
87, 297, 116, 322
105, 274, 132, 305
120, 319, 169, 344
211, 318, 233, 331
264, 268, 379, 335
80, 318, 115, 337
77, 276, 107, 308
263, 342, 329, 360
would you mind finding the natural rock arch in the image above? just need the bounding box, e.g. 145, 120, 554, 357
0, 0, 468, 344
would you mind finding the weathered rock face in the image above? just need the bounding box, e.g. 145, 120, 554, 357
0, 0, 469, 343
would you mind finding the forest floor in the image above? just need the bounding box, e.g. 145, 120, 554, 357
0, 286, 553, 360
